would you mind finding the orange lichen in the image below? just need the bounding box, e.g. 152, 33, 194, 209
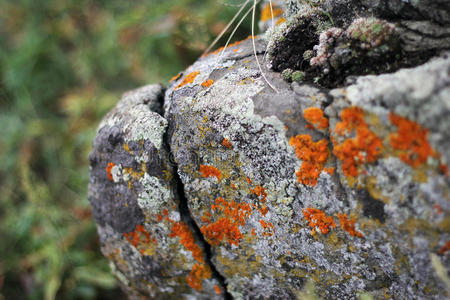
230, 183, 237, 189
440, 163, 448, 176
186, 263, 211, 291
222, 138, 232, 149
333, 107, 383, 177
204, 36, 255, 57
389, 113, 436, 167
246, 177, 252, 184
211, 197, 252, 226
201, 218, 243, 246
175, 71, 200, 90
303, 107, 329, 130
169, 72, 181, 83
259, 219, 275, 237
170, 221, 204, 263
433, 204, 443, 214
123, 224, 156, 251
439, 241, 450, 255
250, 185, 267, 202
251, 228, 256, 236
260, 205, 268, 216
106, 162, 115, 181
199, 164, 222, 181
276, 17, 286, 25
201, 197, 252, 246
214, 285, 222, 295
260, 3, 284, 22
303, 208, 336, 235
289, 135, 330, 186
337, 213, 363, 237
201, 79, 214, 88
324, 167, 335, 175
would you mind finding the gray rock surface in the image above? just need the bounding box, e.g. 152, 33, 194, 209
89, 1, 450, 299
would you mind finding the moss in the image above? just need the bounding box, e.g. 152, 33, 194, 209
282, 68, 294, 81
291, 70, 305, 82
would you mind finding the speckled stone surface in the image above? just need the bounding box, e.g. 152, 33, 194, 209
89, 1, 450, 299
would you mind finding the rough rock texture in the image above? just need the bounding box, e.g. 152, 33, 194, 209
89, 1, 450, 299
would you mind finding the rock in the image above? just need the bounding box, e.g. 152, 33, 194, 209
89, 2, 450, 299
88, 84, 226, 299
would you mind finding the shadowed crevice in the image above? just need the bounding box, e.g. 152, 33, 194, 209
160, 111, 232, 299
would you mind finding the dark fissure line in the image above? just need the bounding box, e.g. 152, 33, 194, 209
173, 171, 233, 300
159, 103, 232, 299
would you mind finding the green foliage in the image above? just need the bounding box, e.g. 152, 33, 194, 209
0, 0, 253, 298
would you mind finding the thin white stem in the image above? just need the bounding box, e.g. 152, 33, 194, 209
269, 0, 274, 29
252, 0, 279, 93
220, 0, 260, 58
202, 0, 251, 56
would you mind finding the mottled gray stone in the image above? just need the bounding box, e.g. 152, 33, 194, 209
89, 2, 450, 299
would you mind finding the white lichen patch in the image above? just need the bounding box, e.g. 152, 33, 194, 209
111, 164, 122, 183
137, 173, 172, 213
123, 105, 168, 149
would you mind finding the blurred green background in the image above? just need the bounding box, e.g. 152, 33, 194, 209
0, 0, 254, 299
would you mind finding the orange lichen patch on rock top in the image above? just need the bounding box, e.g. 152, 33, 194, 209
222, 138, 232, 149
303, 208, 336, 235
201, 79, 214, 88
260, 3, 284, 22
333, 107, 383, 177
389, 113, 436, 167
250, 185, 267, 202
106, 162, 115, 181
174, 71, 200, 90
123, 224, 157, 254
203, 36, 255, 57
276, 17, 286, 25
199, 164, 222, 181
169, 221, 204, 263
438, 241, 450, 255
259, 219, 275, 237
303, 107, 329, 130
289, 135, 330, 186
337, 213, 364, 237
201, 197, 252, 246
186, 263, 212, 291
169, 72, 181, 83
